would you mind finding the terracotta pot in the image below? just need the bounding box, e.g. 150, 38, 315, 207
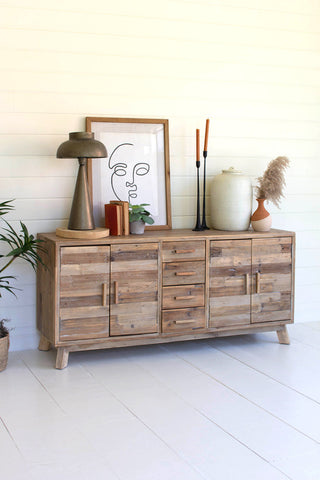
0, 333, 9, 372
130, 220, 145, 234
251, 198, 272, 232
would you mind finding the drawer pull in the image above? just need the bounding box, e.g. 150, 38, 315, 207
174, 249, 195, 254
245, 274, 250, 295
174, 295, 195, 301
175, 271, 196, 276
256, 272, 261, 294
114, 281, 119, 304
102, 283, 108, 307
174, 320, 195, 325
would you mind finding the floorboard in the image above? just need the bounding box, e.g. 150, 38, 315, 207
0, 322, 319, 480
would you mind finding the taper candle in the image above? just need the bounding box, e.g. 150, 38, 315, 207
204, 118, 210, 152
196, 128, 200, 162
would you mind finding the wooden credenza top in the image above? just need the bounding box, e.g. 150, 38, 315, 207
39, 228, 295, 246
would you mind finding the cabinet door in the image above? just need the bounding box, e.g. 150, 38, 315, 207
59, 246, 110, 341
209, 240, 252, 327
110, 243, 159, 336
251, 237, 293, 323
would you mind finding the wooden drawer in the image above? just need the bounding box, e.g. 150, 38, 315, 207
163, 261, 205, 286
162, 241, 205, 262
162, 307, 206, 333
162, 284, 205, 309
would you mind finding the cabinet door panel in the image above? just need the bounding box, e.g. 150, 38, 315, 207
251, 237, 293, 323
59, 246, 110, 341
110, 243, 159, 336
209, 240, 251, 327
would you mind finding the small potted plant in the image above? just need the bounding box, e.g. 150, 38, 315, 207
251, 156, 290, 232
0, 200, 46, 371
129, 203, 154, 234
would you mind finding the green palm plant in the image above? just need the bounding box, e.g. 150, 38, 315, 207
0, 200, 46, 298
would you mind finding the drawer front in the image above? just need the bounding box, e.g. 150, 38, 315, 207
162, 284, 205, 309
162, 241, 205, 262
162, 307, 206, 333
163, 261, 205, 285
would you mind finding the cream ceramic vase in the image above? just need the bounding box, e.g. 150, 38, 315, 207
210, 167, 252, 231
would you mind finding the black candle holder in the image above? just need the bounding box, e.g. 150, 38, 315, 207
193, 160, 204, 231
201, 150, 209, 229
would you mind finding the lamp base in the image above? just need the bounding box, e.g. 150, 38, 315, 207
56, 227, 110, 239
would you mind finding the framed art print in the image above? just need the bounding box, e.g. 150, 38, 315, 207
86, 117, 171, 230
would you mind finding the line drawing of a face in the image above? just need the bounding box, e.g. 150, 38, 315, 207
108, 143, 150, 203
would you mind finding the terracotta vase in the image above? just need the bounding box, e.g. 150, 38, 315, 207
251, 198, 272, 232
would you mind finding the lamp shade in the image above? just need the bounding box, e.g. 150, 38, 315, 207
56, 131, 107, 232
56, 132, 107, 159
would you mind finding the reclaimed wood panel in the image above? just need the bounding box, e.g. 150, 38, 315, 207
163, 260, 205, 286
59, 245, 110, 341
110, 243, 159, 336
36, 236, 56, 344
209, 240, 251, 327
162, 284, 205, 309
251, 237, 293, 324
162, 307, 206, 333
162, 240, 205, 262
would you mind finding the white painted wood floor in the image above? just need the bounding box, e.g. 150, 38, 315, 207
1, 322, 320, 480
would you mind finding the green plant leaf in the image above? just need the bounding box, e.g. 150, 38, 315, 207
0, 200, 15, 217
143, 215, 154, 225
0, 204, 47, 296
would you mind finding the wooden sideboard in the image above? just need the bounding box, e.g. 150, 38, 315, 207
37, 228, 295, 368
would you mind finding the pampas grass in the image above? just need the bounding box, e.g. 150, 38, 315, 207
256, 156, 290, 208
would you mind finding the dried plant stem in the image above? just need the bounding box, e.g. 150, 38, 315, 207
256, 156, 289, 208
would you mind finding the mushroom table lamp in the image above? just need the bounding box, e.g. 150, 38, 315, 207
56, 132, 109, 239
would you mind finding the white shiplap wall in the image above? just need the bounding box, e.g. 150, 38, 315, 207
0, 0, 319, 350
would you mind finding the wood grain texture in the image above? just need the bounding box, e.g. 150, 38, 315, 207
162, 307, 206, 333
162, 284, 205, 309
209, 240, 251, 327
38, 334, 51, 351
251, 237, 293, 324
56, 348, 69, 370
59, 245, 110, 341
36, 229, 295, 368
277, 325, 290, 344
110, 243, 159, 335
162, 240, 205, 262
36, 236, 57, 344
163, 260, 205, 286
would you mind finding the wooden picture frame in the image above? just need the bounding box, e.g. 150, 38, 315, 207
86, 117, 172, 230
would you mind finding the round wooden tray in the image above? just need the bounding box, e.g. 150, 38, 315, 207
56, 227, 110, 239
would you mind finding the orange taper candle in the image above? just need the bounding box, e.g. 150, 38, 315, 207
204, 118, 210, 152
196, 128, 200, 162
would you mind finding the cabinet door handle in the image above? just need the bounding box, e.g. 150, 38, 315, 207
174, 320, 195, 325
174, 249, 195, 254
245, 274, 250, 295
114, 281, 119, 304
175, 271, 196, 276
256, 272, 261, 294
102, 283, 108, 307
174, 295, 195, 301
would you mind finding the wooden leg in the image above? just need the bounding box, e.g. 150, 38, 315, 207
277, 326, 290, 345
56, 348, 69, 369
38, 334, 51, 351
